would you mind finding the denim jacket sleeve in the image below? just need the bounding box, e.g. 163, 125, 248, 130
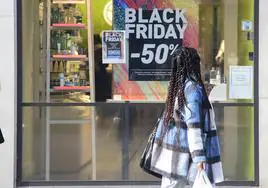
184, 83, 206, 163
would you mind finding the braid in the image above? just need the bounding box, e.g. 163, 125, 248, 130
165, 46, 211, 126
165, 56, 177, 124
165, 49, 186, 124
175, 63, 186, 120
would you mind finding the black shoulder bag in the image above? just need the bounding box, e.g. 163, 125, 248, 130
139, 111, 163, 179
0, 129, 4, 144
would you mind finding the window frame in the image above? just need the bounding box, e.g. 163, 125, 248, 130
16, 0, 259, 186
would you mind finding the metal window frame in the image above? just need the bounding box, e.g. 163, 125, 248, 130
16, 0, 259, 186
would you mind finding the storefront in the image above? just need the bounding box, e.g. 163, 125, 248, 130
1, 0, 267, 187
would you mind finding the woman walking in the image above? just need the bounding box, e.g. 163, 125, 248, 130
151, 47, 224, 187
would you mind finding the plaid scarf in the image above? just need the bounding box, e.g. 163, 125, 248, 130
151, 81, 224, 184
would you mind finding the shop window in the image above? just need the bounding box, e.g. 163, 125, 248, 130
18, 0, 257, 185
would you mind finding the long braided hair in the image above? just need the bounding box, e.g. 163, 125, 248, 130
164, 47, 209, 125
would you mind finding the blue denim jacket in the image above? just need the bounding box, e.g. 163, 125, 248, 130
154, 80, 223, 183
155, 80, 221, 163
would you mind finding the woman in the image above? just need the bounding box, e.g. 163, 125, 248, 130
151, 47, 224, 187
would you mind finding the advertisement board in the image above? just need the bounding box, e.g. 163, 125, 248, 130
113, 0, 199, 100
102, 30, 126, 64
125, 8, 187, 81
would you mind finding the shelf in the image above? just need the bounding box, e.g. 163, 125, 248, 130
51, 72, 79, 74
51, 86, 90, 92
51, 23, 87, 30
53, 0, 86, 4
52, 54, 88, 61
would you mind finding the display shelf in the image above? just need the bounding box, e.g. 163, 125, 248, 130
51, 23, 87, 30
51, 86, 90, 92
52, 54, 88, 61
53, 0, 86, 4
50, 72, 80, 74
44, 0, 92, 180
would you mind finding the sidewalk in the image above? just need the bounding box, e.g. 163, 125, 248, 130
19, 186, 258, 188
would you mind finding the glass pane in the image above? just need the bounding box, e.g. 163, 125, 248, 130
50, 122, 92, 180
215, 105, 255, 181
22, 106, 46, 180
128, 103, 164, 181
22, 0, 47, 102
128, 104, 254, 181
111, 0, 254, 102
95, 104, 123, 180
50, 106, 90, 121
50, 104, 123, 180
22, 0, 93, 103
22, 103, 124, 181
22, 103, 254, 181
21, 0, 256, 184
49, 0, 91, 101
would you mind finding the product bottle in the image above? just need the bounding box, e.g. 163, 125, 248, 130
74, 7, 82, 23
70, 42, 78, 55
57, 43, 61, 54
60, 32, 67, 49
68, 7, 75, 24
70, 43, 75, 55
66, 34, 71, 51
59, 61, 64, 72
53, 61, 59, 72
209, 67, 217, 85
73, 74, 79, 86
50, 62, 54, 72
215, 69, 221, 85
59, 8, 65, 23
59, 73, 65, 87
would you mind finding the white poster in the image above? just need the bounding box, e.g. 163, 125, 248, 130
102, 30, 126, 64
241, 20, 253, 31
229, 66, 253, 99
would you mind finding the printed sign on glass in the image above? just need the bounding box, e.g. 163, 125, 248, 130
102, 30, 126, 64
125, 8, 187, 81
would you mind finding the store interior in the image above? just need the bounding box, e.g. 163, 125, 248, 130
20, 0, 255, 183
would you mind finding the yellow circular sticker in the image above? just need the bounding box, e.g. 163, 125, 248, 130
103, 0, 113, 26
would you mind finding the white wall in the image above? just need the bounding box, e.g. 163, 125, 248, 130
259, 0, 268, 187
0, 0, 16, 188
